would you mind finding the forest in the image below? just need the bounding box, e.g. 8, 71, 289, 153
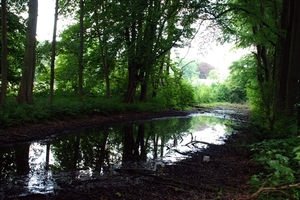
1, 0, 300, 199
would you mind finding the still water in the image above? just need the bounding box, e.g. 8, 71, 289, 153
0, 111, 240, 198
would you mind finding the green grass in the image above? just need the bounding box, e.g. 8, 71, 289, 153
0, 96, 180, 129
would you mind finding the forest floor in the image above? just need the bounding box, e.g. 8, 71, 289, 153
1, 104, 258, 200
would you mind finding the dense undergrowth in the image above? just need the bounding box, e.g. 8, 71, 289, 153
248, 137, 300, 199
246, 115, 300, 199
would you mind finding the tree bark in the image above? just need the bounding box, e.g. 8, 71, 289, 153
124, 64, 139, 103
50, 0, 59, 105
139, 71, 147, 102
102, 47, 110, 99
275, 0, 293, 114
17, 0, 38, 104
1, 0, 8, 105
285, 0, 300, 117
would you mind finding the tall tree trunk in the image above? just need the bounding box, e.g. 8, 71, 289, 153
140, 71, 149, 102
285, 0, 300, 117
99, 40, 110, 99
78, 0, 84, 102
1, 0, 8, 105
275, 0, 293, 115
49, 0, 59, 105
93, 6, 111, 99
124, 62, 139, 103
17, 0, 38, 104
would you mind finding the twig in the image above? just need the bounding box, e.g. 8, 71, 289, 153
250, 183, 300, 199
13, 132, 30, 138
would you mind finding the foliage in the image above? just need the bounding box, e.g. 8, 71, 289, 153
193, 80, 246, 104
151, 77, 195, 110
0, 8, 26, 90
207, 70, 219, 80
194, 84, 214, 103
249, 138, 300, 199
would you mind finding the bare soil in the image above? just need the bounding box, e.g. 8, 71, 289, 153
1, 105, 257, 200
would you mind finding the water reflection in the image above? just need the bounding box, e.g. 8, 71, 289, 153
0, 114, 234, 198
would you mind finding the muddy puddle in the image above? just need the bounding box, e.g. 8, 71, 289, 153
0, 110, 245, 199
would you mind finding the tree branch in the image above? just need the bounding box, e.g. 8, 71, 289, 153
250, 183, 300, 199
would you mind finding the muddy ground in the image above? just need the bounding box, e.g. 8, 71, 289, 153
0, 105, 257, 199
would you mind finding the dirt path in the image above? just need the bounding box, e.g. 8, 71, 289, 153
1, 105, 256, 199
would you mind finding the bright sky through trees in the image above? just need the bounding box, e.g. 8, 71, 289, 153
36, 0, 69, 41
173, 43, 248, 78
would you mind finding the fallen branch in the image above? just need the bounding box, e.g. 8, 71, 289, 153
250, 183, 300, 199
184, 140, 218, 146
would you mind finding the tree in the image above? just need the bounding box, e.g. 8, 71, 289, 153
275, 0, 292, 115
211, 0, 283, 132
1, 0, 8, 105
89, 0, 117, 99
52, 0, 208, 103
118, 0, 203, 103
197, 62, 215, 79
211, 0, 300, 133
16, 0, 38, 104
0, 1, 26, 99
78, 0, 84, 102
49, 0, 59, 104
283, 0, 300, 118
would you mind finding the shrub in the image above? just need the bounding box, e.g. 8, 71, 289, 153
249, 138, 300, 199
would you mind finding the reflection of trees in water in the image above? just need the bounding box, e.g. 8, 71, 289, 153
49, 117, 192, 171
0, 144, 30, 195
51, 136, 81, 170
0, 148, 17, 182
0, 117, 193, 193
15, 144, 30, 175
145, 117, 192, 159
80, 128, 110, 172
122, 124, 146, 162
51, 127, 112, 172
0, 144, 30, 176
